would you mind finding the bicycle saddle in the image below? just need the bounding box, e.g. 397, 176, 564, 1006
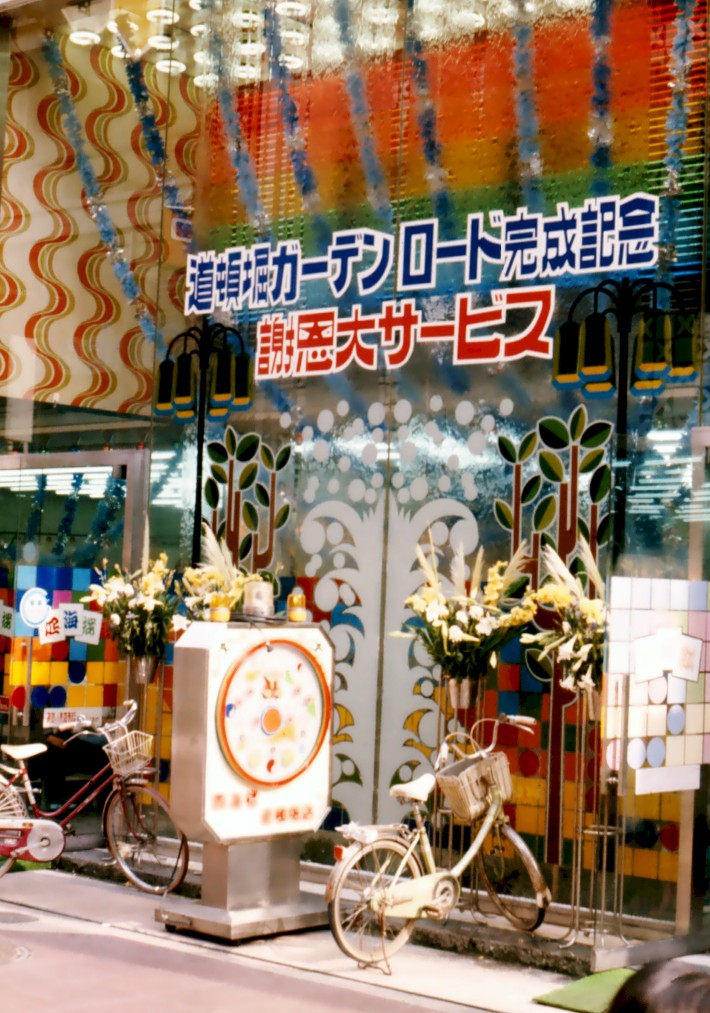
1, 742, 48, 760
390, 772, 436, 803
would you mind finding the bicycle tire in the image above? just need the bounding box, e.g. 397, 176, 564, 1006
328, 836, 423, 965
103, 782, 188, 895
0, 784, 27, 879
475, 821, 548, 931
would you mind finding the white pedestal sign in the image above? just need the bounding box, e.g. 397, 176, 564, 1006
159, 620, 334, 940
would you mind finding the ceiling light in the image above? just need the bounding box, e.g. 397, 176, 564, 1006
69, 29, 101, 46
147, 6, 180, 25
190, 23, 207, 36
149, 34, 179, 50
156, 58, 186, 74
194, 72, 219, 88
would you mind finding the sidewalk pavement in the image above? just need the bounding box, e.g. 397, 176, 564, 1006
0, 866, 573, 1013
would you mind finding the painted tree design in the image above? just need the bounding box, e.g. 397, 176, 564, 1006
204, 426, 291, 573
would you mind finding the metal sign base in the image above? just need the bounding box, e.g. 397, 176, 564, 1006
157, 836, 329, 942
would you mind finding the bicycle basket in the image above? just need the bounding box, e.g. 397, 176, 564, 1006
435, 751, 513, 822
103, 731, 154, 777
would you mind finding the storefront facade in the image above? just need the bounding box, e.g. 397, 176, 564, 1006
0, 0, 707, 963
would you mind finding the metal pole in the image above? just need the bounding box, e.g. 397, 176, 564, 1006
192, 324, 211, 566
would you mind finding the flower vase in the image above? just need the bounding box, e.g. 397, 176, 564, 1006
129, 655, 160, 685
447, 676, 473, 710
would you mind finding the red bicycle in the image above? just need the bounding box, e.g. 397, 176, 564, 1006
0, 700, 188, 895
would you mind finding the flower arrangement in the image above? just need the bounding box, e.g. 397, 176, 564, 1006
395, 536, 536, 686
180, 524, 277, 620
83, 553, 181, 658
521, 539, 606, 696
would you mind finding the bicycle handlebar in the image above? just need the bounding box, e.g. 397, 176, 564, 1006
58, 700, 138, 743
435, 713, 537, 770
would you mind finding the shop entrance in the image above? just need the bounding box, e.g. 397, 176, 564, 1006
0, 449, 149, 745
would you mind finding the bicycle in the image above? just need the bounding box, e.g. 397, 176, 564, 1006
0, 699, 188, 895
326, 713, 551, 967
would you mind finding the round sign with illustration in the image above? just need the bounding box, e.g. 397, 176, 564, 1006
216, 638, 331, 788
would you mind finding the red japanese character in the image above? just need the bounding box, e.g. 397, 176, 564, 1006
379, 300, 421, 368
292, 309, 337, 376
453, 293, 506, 363
501, 286, 555, 361
256, 315, 294, 379
334, 304, 378, 371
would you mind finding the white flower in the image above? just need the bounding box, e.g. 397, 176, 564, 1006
425, 601, 449, 623
448, 625, 465, 643
476, 615, 498, 637
171, 614, 191, 632
109, 613, 121, 627
560, 673, 577, 692
557, 638, 577, 662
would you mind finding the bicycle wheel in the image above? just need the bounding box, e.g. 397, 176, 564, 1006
0, 784, 27, 879
328, 837, 423, 965
475, 821, 549, 931
103, 783, 188, 895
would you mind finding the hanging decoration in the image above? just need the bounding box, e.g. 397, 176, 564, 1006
51, 472, 84, 558
115, 25, 195, 253
511, 0, 543, 211
74, 475, 126, 566
263, 4, 331, 252
42, 32, 163, 352
658, 0, 697, 278
333, 0, 393, 231
405, 0, 456, 242
206, 4, 270, 238
25, 474, 47, 545
589, 0, 613, 196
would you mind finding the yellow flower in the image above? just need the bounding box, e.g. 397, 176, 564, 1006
579, 598, 605, 624
535, 584, 573, 610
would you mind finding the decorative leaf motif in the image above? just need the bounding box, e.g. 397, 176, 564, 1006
204, 477, 220, 510
578, 516, 590, 543
216, 519, 226, 541
242, 501, 259, 531
207, 442, 228, 464
570, 405, 587, 442
239, 533, 253, 560
494, 499, 514, 530
590, 464, 611, 503
539, 450, 565, 483
597, 513, 611, 545
225, 427, 237, 458
581, 421, 613, 449
523, 648, 553, 684
519, 431, 538, 462
211, 463, 228, 485
274, 503, 290, 530
580, 448, 605, 474
236, 434, 259, 462
498, 435, 517, 464
521, 475, 542, 504
273, 504, 291, 530
239, 462, 258, 489
275, 445, 292, 471
533, 494, 556, 531
255, 482, 270, 507
538, 417, 570, 450
261, 445, 274, 469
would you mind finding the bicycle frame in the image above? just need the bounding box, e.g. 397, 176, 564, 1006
3, 757, 118, 830
366, 790, 502, 920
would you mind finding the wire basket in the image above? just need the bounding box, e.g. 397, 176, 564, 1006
435, 751, 513, 823
103, 730, 154, 777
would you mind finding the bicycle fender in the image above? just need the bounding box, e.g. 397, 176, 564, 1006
324, 843, 361, 902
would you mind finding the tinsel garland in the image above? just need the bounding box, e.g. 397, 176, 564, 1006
405, 0, 455, 241
333, 0, 393, 231
263, 5, 331, 252
658, 0, 697, 278
119, 44, 195, 253
206, 2, 270, 237
42, 33, 163, 351
25, 474, 47, 544
74, 475, 126, 566
589, 0, 613, 196
511, 0, 543, 210
52, 472, 84, 558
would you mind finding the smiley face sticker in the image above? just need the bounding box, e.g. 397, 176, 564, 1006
19, 587, 50, 629
216, 639, 331, 788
